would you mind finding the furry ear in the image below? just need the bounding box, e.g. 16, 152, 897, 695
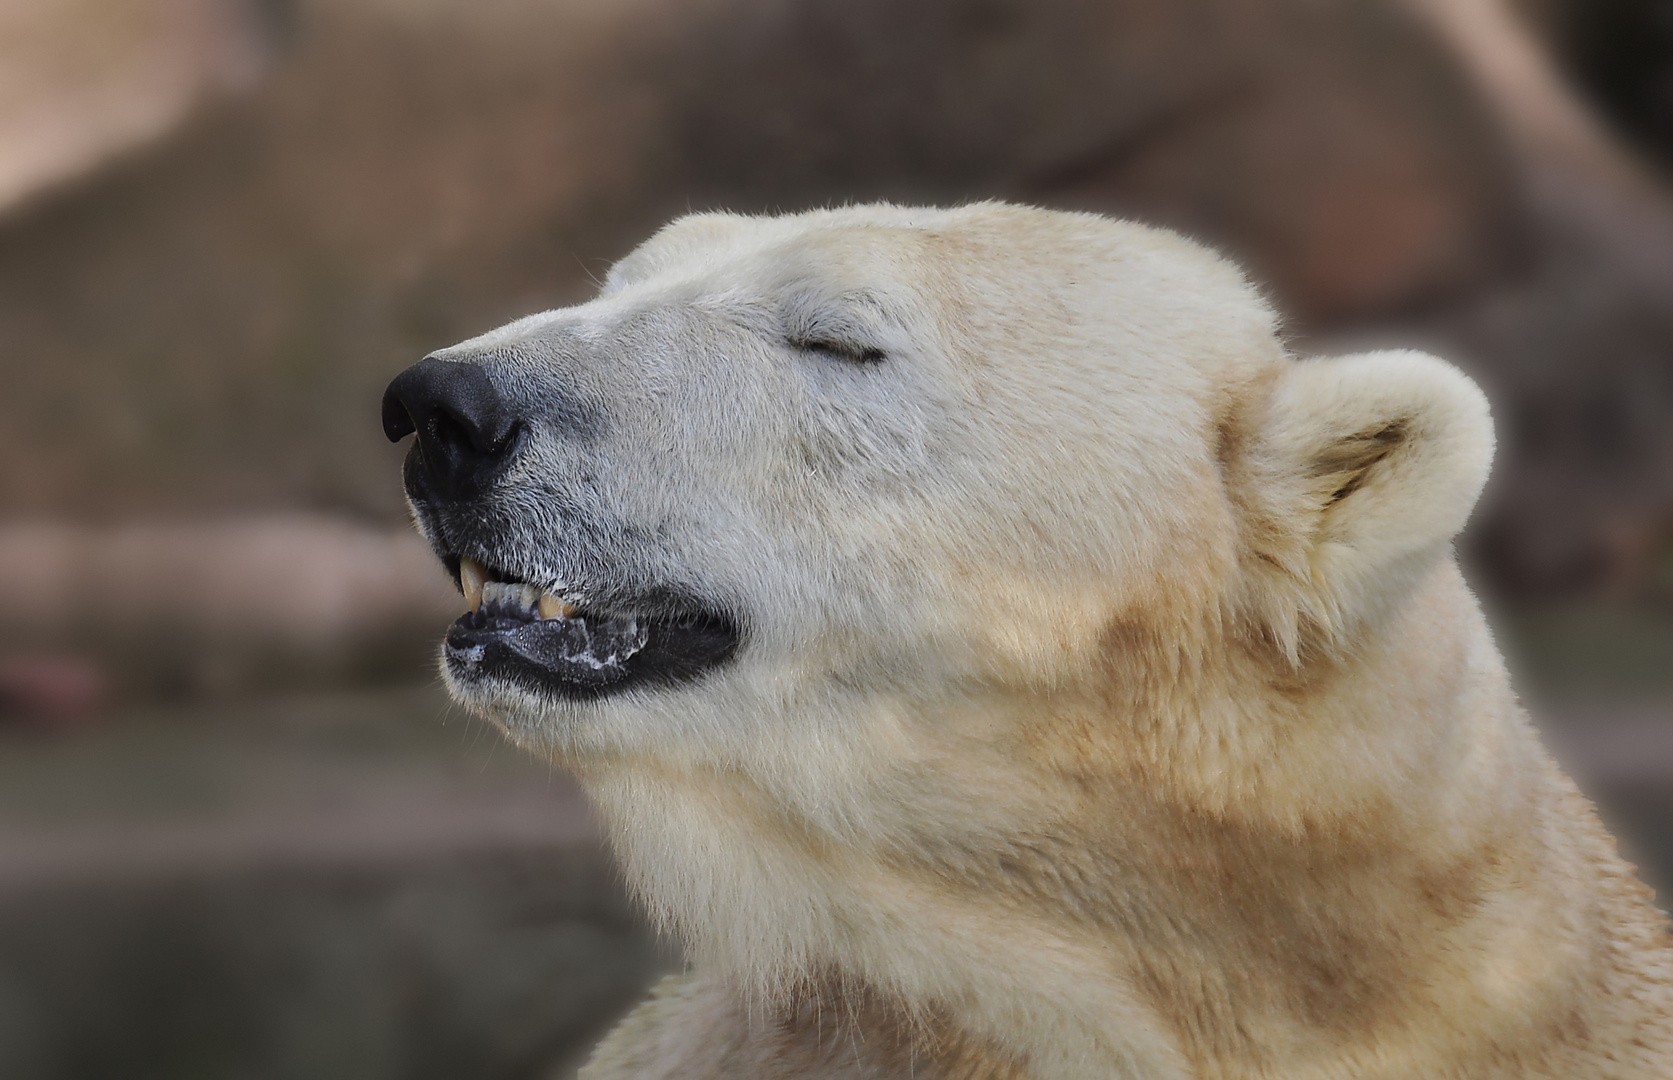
1226, 350, 1494, 663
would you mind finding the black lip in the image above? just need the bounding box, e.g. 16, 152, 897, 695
405, 490, 741, 699
443, 596, 740, 701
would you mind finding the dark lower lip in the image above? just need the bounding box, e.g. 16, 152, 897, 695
444, 607, 740, 701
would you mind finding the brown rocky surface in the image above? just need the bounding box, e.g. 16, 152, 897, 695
0, 516, 458, 700
651, 0, 1518, 324
0, 0, 661, 521
1385, 0, 1673, 592
1, 0, 1669, 649
0, 0, 1516, 523
0, 0, 278, 214
1510, 0, 1673, 167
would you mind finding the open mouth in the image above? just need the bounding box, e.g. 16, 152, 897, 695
442, 556, 739, 700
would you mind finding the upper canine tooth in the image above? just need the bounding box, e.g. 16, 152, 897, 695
459, 557, 486, 613
538, 592, 577, 620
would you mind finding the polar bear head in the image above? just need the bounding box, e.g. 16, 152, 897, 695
382, 203, 1493, 780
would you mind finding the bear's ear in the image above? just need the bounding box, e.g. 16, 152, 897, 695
1225, 350, 1494, 663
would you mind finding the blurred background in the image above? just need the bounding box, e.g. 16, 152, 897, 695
0, 0, 1670, 1075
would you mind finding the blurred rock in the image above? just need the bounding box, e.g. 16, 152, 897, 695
0, 0, 282, 214
0, 0, 1514, 523
0, 853, 656, 1080
0, 653, 105, 726
1539, 699, 1673, 898
0, 0, 1669, 597
1385, 0, 1673, 593
653, 0, 1518, 324
1517, 0, 1673, 167
0, 515, 459, 698
0, 0, 658, 522
0, 686, 666, 1080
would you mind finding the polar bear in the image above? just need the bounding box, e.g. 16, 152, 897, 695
380, 203, 1673, 1079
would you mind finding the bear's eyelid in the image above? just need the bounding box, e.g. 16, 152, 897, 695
789, 336, 886, 364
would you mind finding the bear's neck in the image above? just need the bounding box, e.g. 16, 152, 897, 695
578, 571, 1673, 1078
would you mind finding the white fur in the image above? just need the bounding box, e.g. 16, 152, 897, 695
419, 203, 1672, 1079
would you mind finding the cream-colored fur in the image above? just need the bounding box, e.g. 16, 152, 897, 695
429, 203, 1673, 1078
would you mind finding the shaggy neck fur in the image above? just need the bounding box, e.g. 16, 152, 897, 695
574, 559, 1673, 1079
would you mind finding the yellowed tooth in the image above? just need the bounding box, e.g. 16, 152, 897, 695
459, 556, 486, 613
538, 592, 576, 620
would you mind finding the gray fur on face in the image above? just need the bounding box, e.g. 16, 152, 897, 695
405, 204, 1258, 761
408, 257, 952, 681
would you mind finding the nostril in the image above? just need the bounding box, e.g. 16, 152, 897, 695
381, 392, 417, 443
429, 407, 512, 459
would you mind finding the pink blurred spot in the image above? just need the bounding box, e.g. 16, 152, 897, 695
0, 654, 107, 727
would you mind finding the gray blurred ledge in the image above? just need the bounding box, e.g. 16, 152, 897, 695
0, 516, 462, 702
1545, 703, 1673, 791
1541, 701, 1673, 899
0, 686, 667, 1080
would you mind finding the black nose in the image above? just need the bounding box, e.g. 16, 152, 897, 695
382, 357, 520, 499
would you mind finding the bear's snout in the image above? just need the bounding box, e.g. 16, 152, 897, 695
382, 356, 522, 502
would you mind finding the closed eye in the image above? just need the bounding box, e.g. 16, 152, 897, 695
791, 337, 886, 364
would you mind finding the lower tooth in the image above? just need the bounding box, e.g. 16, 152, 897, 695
538, 593, 576, 620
